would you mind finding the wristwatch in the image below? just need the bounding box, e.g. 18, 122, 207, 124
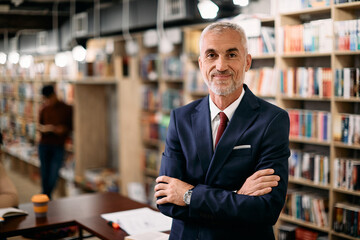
183, 188, 193, 206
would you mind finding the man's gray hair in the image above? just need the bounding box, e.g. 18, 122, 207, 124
199, 22, 248, 55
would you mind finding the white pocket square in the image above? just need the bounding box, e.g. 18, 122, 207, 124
233, 145, 251, 150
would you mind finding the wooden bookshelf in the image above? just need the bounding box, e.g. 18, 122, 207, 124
276, 1, 360, 239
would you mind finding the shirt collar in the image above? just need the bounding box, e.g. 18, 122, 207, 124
209, 86, 245, 122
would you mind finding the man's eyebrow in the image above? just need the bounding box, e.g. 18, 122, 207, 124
204, 49, 216, 54
226, 48, 239, 53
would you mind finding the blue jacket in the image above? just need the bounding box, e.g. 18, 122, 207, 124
158, 84, 290, 240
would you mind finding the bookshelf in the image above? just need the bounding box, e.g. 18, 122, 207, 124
0, 55, 75, 197
275, 1, 360, 240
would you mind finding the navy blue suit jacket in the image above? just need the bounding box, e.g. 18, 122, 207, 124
158, 85, 290, 240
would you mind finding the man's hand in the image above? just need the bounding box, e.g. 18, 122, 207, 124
237, 169, 280, 196
154, 176, 194, 206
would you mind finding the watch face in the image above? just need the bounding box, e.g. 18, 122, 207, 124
184, 190, 192, 205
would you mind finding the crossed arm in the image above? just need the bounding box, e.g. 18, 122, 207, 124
154, 168, 280, 207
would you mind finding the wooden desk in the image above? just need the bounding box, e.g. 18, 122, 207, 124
0, 192, 153, 239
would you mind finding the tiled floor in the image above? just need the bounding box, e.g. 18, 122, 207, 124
4, 158, 100, 240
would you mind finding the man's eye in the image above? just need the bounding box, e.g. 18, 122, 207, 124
207, 53, 216, 58
229, 53, 237, 58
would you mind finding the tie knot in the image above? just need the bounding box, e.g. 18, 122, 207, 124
219, 112, 228, 123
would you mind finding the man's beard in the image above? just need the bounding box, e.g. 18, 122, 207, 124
203, 70, 243, 96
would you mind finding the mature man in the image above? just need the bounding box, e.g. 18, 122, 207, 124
154, 22, 290, 240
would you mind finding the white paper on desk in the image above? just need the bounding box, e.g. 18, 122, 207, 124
101, 207, 172, 235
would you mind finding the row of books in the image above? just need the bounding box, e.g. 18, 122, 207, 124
244, 67, 277, 96
142, 86, 183, 112
334, 19, 360, 51
186, 68, 207, 93
333, 113, 360, 145
278, 0, 330, 13
280, 67, 332, 98
141, 113, 170, 143
279, 19, 333, 53
248, 27, 275, 55
334, 68, 360, 98
161, 89, 183, 112
333, 202, 360, 237
333, 158, 360, 190
283, 188, 329, 227
289, 149, 329, 185
141, 54, 184, 81
1, 99, 38, 120
335, 0, 360, 3
142, 148, 160, 172
287, 109, 331, 142
278, 224, 328, 240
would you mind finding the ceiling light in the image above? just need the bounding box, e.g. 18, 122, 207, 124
8, 52, 19, 64
72, 45, 87, 62
0, 52, 6, 64
159, 37, 174, 54
197, 0, 219, 19
19, 55, 33, 68
55, 52, 68, 67
233, 0, 249, 7
125, 40, 139, 56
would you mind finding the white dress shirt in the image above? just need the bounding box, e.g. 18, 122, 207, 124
209, 87, 245, 149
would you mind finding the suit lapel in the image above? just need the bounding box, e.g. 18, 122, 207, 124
205, 86, 260, 184
191, 97, 214, 175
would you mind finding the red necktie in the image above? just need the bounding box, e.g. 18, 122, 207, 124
215, 112, 228, 147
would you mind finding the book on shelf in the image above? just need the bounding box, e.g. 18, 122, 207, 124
334, 68, 360, 98
142, 86, 159, 111
289, 149, 329, 185
334, 19, 360, 51
245, 67, 276, 96
333, 113, 360, 145
161, 89, 183, 112
141, 54, 160, 81
280, 67, 332, 98
333, 158, 360, 190
248, 26, 276, 56
333, 202, 360, 237
277, 223, 297, 240
288, 109, 331, 142
283, 187, 329, 227
162, 56, 183, 80
280, 19, 332, 53
142, 148, 160, 173
278, 0, 330, 12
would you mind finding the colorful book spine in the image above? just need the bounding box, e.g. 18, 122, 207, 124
280, 19, 332, 53
333, 114, 360, 145
333, 202, 360, 237
334, 68, 360, 98
283, 188, 329, 227
288, 109, 331, 142
289, 149, 329, 185
280, 67, 332, 98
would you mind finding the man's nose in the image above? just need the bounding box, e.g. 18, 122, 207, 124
215, 56, 228, 72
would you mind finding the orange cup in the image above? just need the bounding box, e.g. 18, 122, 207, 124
31, 194, 49, 218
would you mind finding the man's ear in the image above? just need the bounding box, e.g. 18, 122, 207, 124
198, 56, 202, 70
245, 54, 252, 72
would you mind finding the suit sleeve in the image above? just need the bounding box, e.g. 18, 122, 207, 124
157, 110, 191, 220
189, 110, 290, 225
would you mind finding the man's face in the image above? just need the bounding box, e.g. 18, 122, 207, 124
198, 29, 251, 96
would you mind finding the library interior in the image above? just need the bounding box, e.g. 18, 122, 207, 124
0, 0, 360, 239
